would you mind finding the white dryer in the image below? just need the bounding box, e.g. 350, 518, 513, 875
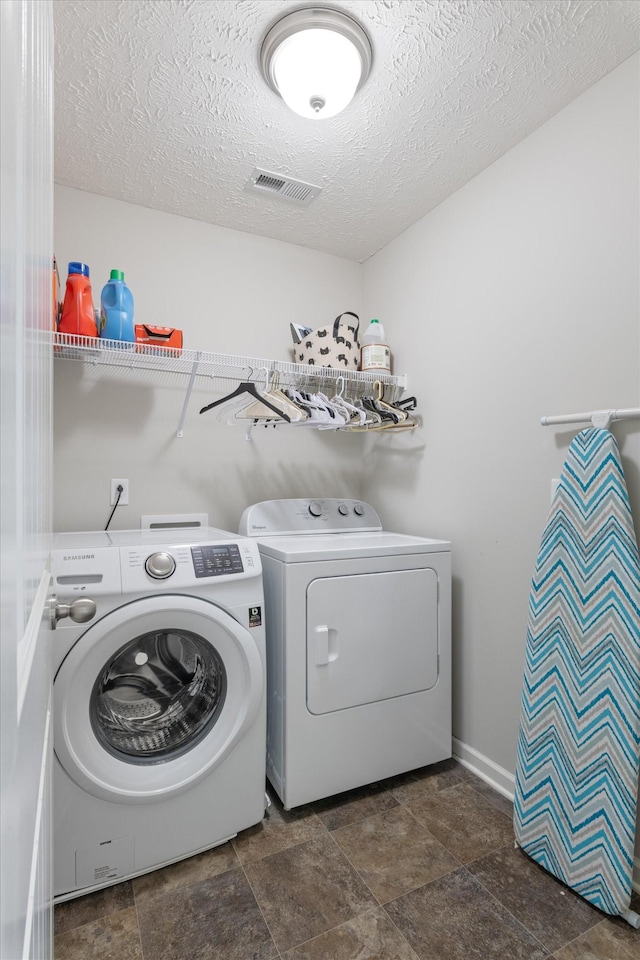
50, 527, 266, 901
239, 499, 451, 810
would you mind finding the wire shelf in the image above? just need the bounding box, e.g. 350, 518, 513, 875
51, 332, 407, 436
52, 332, 405, 388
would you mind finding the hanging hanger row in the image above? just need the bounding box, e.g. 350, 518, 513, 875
199, 364, 404, 405
199, 370, 418, 436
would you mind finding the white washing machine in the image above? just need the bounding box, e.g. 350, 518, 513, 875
239, 499, 451, 809
50, 526, 266, 901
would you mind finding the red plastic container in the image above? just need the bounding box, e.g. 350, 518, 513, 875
58, 262, 98, 337
134, 324, 183, 351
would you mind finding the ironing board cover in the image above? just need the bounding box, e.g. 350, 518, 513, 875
514, 427, 640, 915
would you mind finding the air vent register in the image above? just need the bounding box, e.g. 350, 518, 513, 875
245, 168, 321, 206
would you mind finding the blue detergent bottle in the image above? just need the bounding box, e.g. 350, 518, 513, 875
99, 269, 134, 342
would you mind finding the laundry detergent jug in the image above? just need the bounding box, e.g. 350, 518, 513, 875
360, 318, 391, 373
59, 262, 98, 337
99, 269, 134, 342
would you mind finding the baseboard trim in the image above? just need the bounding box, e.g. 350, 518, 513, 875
451, 737, 640, 895
452, 737, 516, 800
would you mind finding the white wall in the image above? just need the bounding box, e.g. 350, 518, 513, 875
53, 188, 364, 532
54, 53, 640, 870
362, 53, 640, 791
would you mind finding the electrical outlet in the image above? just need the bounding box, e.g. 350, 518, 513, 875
110, 479, 129, 506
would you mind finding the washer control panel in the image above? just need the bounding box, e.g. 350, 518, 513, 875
239, 499, 383, 537
191, 543, 244, 578
50, 528, 262, 597
120, 539, 259, 591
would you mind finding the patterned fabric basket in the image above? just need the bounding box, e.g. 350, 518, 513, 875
294, 312, 360, 369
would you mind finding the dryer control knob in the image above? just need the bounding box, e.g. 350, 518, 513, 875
145, 552, 176, 579
338, 503, 349, 516
353, 503, 365, 516
308, 501, 323, 517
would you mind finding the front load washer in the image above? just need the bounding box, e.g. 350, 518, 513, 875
239, 499, 451, 809
50, 526, 266, 901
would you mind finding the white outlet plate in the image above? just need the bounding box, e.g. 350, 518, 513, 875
111, 479, 129, 506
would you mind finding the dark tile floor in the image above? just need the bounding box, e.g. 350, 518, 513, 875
54, 760, 640, 960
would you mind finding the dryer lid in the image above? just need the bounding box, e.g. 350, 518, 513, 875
252, 530, 450, 562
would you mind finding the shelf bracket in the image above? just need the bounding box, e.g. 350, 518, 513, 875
177, 358, 200, 437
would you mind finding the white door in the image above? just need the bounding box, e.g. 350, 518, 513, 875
306, 568, 439, 715
0, 2, 54, 958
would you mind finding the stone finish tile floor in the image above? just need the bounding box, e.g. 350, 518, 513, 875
54, 760, 640, 960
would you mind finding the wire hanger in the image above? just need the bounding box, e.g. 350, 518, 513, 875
199, 368, 291, 422
236, 370, 308, 422
329, 377, 366, 426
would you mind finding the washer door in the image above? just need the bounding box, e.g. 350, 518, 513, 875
54, 595, 263, 803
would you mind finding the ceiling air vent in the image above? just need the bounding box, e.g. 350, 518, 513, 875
245, 168, 321, 206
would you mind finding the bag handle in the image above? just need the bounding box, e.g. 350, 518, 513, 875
332, 312, 359, 342
141, 324, 173, 339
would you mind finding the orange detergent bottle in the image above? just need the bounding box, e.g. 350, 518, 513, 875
59, 261, 98, 337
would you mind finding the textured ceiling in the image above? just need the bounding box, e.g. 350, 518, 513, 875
53, 0, 639, 262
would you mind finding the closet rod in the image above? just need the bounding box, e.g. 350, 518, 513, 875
541, 408, 640, 428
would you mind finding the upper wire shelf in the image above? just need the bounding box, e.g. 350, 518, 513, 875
52, 332, 406, 389
51, 332, 407, 436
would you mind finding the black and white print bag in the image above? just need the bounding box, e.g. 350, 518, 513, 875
294, 312, 360, 369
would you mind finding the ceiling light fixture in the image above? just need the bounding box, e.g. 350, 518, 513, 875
260, 7, 372, 120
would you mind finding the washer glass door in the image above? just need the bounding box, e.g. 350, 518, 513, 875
91, 628, 227, 764
54, 595, 264, 803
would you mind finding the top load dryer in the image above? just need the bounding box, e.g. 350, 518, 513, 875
239, 499, 451, 809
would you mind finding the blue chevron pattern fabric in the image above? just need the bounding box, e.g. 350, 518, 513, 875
514, 427, 640, 917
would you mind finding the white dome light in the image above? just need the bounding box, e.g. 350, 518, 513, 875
261, 7, 372, 121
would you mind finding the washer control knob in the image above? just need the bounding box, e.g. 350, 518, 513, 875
338, 503, 349, 516
353, 503, 365, 516
308, 501, 323, 518
145, 551, 176, 579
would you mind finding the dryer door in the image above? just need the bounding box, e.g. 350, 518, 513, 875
306, 567, 438, 715
54, 595, 263, 803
